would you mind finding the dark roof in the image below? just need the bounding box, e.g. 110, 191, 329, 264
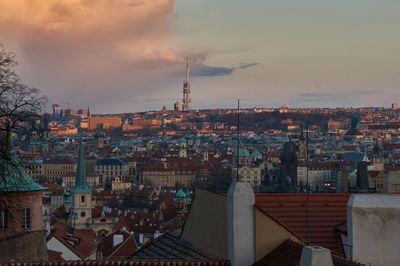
96, 158, 127, 166
131, 231, 228, 261
254, 239, 365, 266
255, 193, 350, 256
345, 129, 364, 136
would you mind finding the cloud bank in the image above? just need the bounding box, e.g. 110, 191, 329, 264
0, 0, 255, 113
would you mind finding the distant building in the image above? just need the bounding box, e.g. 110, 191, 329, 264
174, 102, 181, 112
95, 158, 129, 185
392, 103, 397, 110
52, 104, 61, 118
89, 116, 122, 131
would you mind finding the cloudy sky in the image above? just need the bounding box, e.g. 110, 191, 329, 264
1, 0, 399, 113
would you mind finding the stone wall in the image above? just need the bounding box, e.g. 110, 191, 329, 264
0, 230, 48, 261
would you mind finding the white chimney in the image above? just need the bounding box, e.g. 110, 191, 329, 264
227, 182, 255, 266
299, 246, 333, 266
113, 234, 124, 247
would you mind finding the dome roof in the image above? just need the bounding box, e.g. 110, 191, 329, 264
175, 188, 186, 199
0, 134, 46, 192
233, 147, 250, 157
251, 150, 261, 157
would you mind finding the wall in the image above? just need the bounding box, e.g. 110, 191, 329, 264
348, 194, 400, 266
255, 207, 299, 261
385, 171, 400, 193
181, 188, 228, 257
0, 190, 44, 239
0, 230, 48, 261
47, 236, 80, 261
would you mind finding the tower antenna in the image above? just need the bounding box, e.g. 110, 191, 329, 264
236, 99, 240, 182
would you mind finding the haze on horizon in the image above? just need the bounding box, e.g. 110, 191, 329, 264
0, 0, 399, 113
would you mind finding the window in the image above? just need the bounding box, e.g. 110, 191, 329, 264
22, 208, 31, 229
0, 209, 7, 230
81, 195, 85, 203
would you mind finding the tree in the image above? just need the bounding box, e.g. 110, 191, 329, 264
0, 43, 47, 158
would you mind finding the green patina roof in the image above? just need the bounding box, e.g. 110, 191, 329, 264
175, 188, 186, 199
251, 150, 261, 157
71, 137, 91, 193
0, 134, 46, 192
221, 161, 231, 167
233, 147, 250, 157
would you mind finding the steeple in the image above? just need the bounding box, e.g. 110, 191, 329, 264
71, 137, 90, 193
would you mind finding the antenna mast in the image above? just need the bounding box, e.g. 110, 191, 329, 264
236, 99, 240, 182
182, 56, 191, 111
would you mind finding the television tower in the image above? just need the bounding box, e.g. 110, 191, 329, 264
182, 57, 191, 111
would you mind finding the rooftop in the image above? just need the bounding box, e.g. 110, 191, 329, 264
255, 193, 350, 256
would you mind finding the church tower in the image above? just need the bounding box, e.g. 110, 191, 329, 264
182, 57, 191, 112
70, 137, 92, 229
95, 127, 104, 149
298, 130, 307, 159
178, 138, 187, 158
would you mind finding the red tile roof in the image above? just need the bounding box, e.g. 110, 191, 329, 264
47, 250, 65, 262
255, 193, 350, 256
98, 231, 138, 259
49, 223, 97, 260
254, 239, 364, 266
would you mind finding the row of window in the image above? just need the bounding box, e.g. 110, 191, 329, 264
0, 208, 32, 230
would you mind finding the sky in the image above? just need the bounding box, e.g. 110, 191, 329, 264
0, 0, 399, 113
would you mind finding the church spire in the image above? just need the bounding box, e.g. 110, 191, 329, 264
71, 137, 90, 192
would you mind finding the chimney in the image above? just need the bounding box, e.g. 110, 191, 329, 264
300, 246, 333, 266
113, 234, 124, 247
227, 182, 255, 266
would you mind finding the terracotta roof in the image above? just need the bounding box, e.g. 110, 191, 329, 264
255, 193, 350, 256
254, 239, 365, 266
98, 231, 138, 259
49, 225, 97, 260
47, 250, 65, 261
345, 129, 364, 136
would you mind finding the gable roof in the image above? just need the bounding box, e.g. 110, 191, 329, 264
98, 231, 138, 259
255, 193, 350, 256
49, 223, 97, 260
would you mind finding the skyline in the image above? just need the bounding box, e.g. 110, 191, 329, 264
1, 0, 400, 113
